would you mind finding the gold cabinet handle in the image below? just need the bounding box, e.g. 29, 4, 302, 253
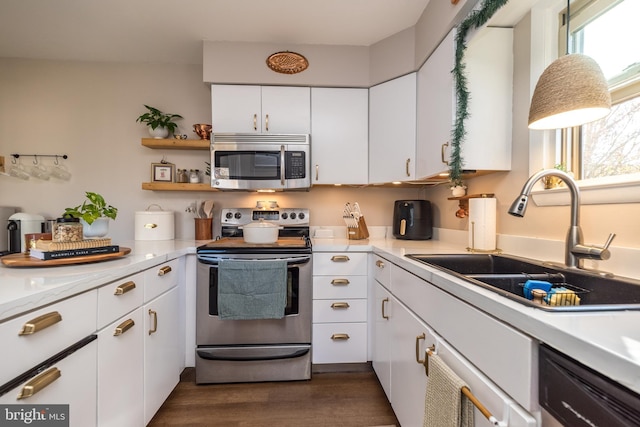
148, 309, 158, 335
17, 367, 61, 400
253, 114, 257, 131
441, 141, 450, 165
406, 158, 411, 177
315, 164, 319, 181
382, 297, 389, 320
375, 260, 385, 269
158, 265, 172, 276
114, 319, 135, 336
330, 278, 350, 286
144, 223, 158, 229
330, 302, 350, 309
330, 255, 350, 262
19, 311, 62, 336
415, 333, 426, 364
331, 333, 350, 340
400, 219, 407, 236
114, 280, 136, 295
265, 114, 269, 132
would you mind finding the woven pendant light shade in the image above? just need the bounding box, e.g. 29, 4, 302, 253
528, 53, 611, 129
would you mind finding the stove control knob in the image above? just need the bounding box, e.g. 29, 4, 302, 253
298, 212, 305, 220
290, 212, 297, 220
234, 212, 242, 219
225, 212, 233, 219
281, 212, 288, 220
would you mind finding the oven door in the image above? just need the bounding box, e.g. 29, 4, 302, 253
196, 254, 312, 345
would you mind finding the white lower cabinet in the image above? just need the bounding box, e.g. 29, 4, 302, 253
312, 252, 368, 364
97, 308, 145, 427
144, 286, 180, 425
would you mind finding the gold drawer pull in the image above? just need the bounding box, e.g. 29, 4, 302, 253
331, 278, 350, 286
17, 367, 61, 400
375, 260, 385, 268
415, 333, 426, 364
148, 309, 158, 335
330, 255, 350, 262
144, 223, 158, 229
331, 302, 350, 309
114, 280, 136, 295
331, 333, 350, 340
382, 297, 389, 320
114, 319, 135, 336
19, 311, 62, 336
158, 265, 172, 276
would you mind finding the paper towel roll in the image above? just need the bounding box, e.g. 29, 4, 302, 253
468, 198, 497, 251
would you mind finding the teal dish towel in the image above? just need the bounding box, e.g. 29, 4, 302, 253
218, 260, 288, 320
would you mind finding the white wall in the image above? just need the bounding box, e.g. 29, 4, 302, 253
0, 58, 421, 243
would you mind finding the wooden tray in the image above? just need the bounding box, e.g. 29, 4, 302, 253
1, 247, 131, 267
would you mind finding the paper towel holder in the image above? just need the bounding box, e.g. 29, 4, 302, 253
447, 193, 494, 218
467, 220, 503, 254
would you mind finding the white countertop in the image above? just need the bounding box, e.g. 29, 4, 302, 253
2, 236, 639, 395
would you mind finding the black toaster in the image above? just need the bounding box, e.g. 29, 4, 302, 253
392, 200, 433, 240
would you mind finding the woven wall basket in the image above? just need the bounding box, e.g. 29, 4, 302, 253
266, 51, 309, 74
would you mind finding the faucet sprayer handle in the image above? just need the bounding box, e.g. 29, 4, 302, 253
571, 233, 616, 261
602, 233, 616, 250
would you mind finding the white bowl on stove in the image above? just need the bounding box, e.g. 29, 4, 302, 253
240, 219, 283, 244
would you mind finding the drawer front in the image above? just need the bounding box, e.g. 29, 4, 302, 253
0, 290, 97, 386
313, 275, 367, 299
0, 339, 98, 427
372, 254, 390, 287
97, 272, 145, 329
144, 259, 179, 302
313, 299, 367, 323
312, 323, 367, 364
313, 252, 367, 276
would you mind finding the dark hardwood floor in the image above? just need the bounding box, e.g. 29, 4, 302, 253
149, 367, 399, 427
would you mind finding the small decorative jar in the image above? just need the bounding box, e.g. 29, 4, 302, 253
53, 217, 83, 242
176, 169, 188, 183
189, 169, 201, 183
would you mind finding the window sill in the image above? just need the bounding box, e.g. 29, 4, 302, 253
531, 173, 640, 206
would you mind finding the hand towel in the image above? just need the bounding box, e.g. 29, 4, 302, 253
423, 353, 475, 427
217, 259, 287, 320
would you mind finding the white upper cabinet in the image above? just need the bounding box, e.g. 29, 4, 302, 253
211, 85, 311, 134
311, 88, 369, 185
369, 73, 417, 184
416, 27, 513, 179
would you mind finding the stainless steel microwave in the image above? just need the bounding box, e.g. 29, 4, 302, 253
210, 133, 311, 191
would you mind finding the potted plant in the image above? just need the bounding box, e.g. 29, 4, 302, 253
63, 191, 118, 238
136, 104, 183, 139
450, 178, 467, 197
542, 164, 567, 189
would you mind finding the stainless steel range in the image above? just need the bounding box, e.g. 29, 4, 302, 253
195, 204, 312, 384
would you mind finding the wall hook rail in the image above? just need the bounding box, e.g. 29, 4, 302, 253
11, 154, 68, 162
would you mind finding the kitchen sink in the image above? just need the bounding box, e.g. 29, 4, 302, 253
405, 253, 640, 311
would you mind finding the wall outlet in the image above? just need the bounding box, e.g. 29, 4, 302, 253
185, 202, 197, 214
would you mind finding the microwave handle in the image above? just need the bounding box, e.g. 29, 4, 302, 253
280, 145, 285, 186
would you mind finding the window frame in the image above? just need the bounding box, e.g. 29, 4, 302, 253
529, 0, 640, 207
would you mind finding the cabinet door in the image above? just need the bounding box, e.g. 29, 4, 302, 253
261, 86, 311, 133
144, 287, 180, 425
0, 339, 97, 427
311, 88, 368, 184
369, 73, 417, 183
211, 85, 262, 132
416, 28, 455, 179
372, 282, 392, 400
97, 308, 144, 427
390, 297, 434, 427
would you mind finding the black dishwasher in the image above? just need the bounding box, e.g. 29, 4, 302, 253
539, 343, 640, 427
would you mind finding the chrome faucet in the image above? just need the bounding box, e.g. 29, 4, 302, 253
508, 169, 615, 270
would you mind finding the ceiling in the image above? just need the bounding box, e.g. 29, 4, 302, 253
0, 0, 434, 64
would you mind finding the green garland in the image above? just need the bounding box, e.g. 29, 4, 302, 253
449, 0, 510, 185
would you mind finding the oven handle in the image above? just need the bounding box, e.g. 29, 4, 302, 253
197, 347, 310, 362
197, 255, 311, 266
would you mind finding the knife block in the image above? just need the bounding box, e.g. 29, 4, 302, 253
348, 217, 369, 240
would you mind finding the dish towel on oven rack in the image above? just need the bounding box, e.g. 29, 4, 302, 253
217, 259, 288, 320
423, 353, 474, 427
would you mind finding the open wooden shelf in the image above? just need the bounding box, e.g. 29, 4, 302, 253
141, 182, 217, 192
448, 193, 495, 218
141, 138, 209, 150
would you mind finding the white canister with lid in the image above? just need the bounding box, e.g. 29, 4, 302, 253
135, 204, 175, 240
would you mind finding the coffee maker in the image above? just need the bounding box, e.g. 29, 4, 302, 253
7, 213, 47, 253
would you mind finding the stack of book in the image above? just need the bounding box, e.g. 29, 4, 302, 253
29, 238, 120, 261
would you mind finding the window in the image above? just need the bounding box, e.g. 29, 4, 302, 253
559, 0, 640, 180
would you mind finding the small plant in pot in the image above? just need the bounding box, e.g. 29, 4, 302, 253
450, 178, 467, 197
63, 191, 118, 238
136, 104, 183, 139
